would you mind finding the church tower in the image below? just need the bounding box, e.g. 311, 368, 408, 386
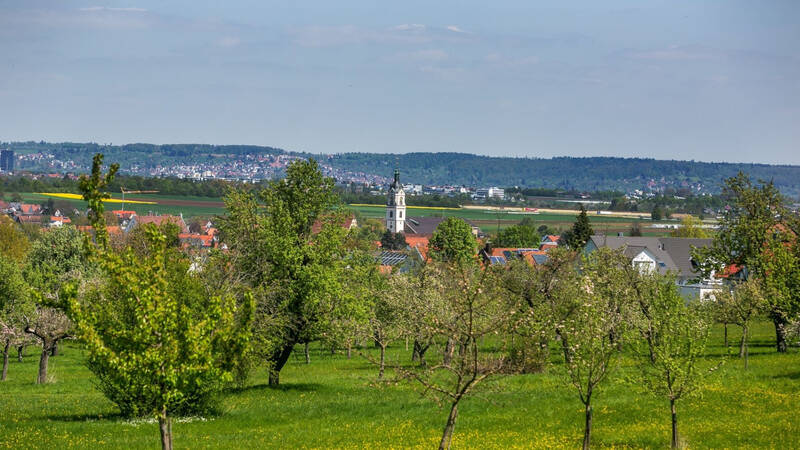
386, 169, 406, 234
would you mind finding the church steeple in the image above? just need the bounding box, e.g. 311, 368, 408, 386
386, 168, 406, 233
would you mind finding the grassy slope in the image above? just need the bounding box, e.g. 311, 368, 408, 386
1, 321, 797, 449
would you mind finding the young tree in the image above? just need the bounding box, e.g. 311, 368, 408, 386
384, 263, 519, 450
0, 216, 29, 262
554, 248, 632, 450
632, 275, 715, 449
670, 215, 709, 238
22, 225, 88, 382
693, 172, 799, 352
494, 222, 541, 248
66, 154, 254, 450
0, 255, 33, 381
429, 217, 478, 266
713, 278, 767, 368
563, 204, 593, 250
220, 158, 347, 385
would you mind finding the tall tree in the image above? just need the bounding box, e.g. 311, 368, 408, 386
0, 216, 29, 262
564, 204, 594, 250
693, 172, 800, 352
429, 217, 477, 266
220, 158, 347, 385
66, 154, 253, 450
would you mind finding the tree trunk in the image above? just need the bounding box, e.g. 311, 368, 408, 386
774, 318, 787, 353
37, 344, 50, 384
670, 398, 678, 449
379, 345, 386, 379
17, 345, 23, 362
268, 341, 295, 386
740, 325, 749, 369
304, 342, 310, 364
159, 408, 173, 450
438, 402, 459, 450
412, 340, 429, 366
582, 402, 592, 450
723, 323, 728, 349
346, 344, 352, 359
443, 338, 455, 366
2, 340, 9, 381
50, 342, 58, 357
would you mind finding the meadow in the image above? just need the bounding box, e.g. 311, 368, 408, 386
1, 321, 797, 449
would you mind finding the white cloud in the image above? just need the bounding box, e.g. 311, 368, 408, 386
392, 24, 426, 31
445, 25, 467, 33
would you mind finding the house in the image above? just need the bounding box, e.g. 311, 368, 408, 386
311, 214, 358, 234
178, 233, 217, 249
125, 214, 189, 233
584, 235, 718, 299
18, 204, 42, 215
112, 210, 137, 221
484, 247, 546, 266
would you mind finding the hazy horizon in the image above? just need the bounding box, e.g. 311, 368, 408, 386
2, 1, 798, 164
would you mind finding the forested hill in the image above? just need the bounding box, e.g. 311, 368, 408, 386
5, 142, 800, 197
318, 152, 800, 196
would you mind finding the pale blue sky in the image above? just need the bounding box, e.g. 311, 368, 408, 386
1, 1, 798, 163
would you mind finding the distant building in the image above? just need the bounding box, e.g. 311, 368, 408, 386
0, 150, 14, 172
474, 187, 504, 200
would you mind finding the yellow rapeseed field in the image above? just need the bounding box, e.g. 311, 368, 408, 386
37, 193, 156, 205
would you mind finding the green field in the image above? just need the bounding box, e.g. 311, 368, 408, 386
1, 322, 797, 449
17, 193, 675, 235
350, 204, 674, 236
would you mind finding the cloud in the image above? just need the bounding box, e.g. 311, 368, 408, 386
79, 7, 148, 13
289, 24, 474, 47
392, 24, 426, 32
445, 25, 468, 33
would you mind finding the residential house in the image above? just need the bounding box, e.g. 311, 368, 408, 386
584, 235, 718, 299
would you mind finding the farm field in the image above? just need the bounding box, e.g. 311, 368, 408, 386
0, 321, 797, 449
349, 204, 676, 236
20, 193, 677, 236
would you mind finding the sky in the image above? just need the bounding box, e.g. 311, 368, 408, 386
1, 0, 798, 164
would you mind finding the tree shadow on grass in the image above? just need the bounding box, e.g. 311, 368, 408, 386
225, 382, 321, 395
45, 412, 125, 422
772, 371, 800, 380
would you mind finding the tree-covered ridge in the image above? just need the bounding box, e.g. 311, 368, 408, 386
322, 152, 800, 195
5, 142, 800, 196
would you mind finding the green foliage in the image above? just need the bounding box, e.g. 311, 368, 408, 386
670, 215, 709, 238
563, 204, 593, 250
0, 217, 29, 263
65, 154, 254, 450
693, 171, 800, 351
380, 230, 408, 250
220, 158, 347, 385
494, 223, 541, 248
429, 217, 477, 266
631, 275, 716, 448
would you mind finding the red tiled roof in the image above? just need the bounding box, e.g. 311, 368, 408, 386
405, 235, 430, 260
135, 215, 188, 233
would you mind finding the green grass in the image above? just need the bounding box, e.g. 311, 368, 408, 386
1, 321, 798, 449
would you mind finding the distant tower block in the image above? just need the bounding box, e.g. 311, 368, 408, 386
386, 169, 406, 233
